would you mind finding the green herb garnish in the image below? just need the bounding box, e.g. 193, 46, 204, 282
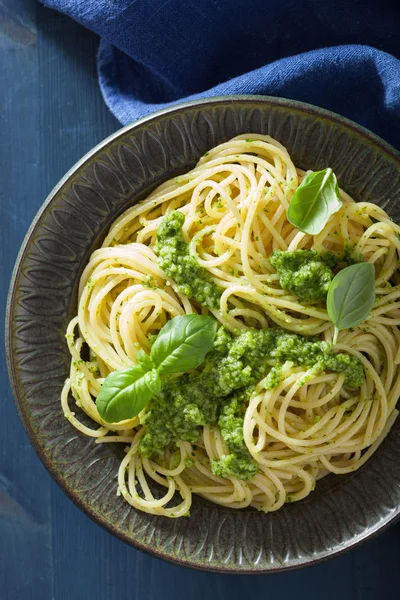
96, 366, 159, 424
288, 168, 342, 235
327, 263, 375, 344
96, 315, 217, 423
150, 314, 218, 374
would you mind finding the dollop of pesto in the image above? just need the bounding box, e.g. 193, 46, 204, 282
155, 211, 222, 309
212, 387, 257, 480
270, 249, 338, 302
270, 248, 362, 303
212, 453, 257, 480
139, 326, 364, 480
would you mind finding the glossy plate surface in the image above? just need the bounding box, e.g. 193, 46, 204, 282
6, 96, 400, 572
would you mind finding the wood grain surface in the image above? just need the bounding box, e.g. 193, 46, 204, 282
1, 1, 400, 598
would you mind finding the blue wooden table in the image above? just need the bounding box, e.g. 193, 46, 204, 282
1, 2, 400, 598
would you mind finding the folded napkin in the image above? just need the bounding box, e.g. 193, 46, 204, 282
42, 0, 400, 148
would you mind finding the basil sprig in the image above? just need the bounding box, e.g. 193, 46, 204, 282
327, 262, 375, 344
288, 168, 342, 235
96, 315, 217, 423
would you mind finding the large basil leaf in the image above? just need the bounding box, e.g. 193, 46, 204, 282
150, 314, 217, 374
96, 365, 160, 423
287, 168, 342, 235
327, 262, 375, 344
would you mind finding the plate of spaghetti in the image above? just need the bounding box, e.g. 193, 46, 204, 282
7, 96, 400, 572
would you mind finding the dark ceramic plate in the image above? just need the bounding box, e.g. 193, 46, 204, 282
6, 96, 400, 573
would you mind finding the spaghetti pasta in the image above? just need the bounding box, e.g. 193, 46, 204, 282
62, 134, 400, 517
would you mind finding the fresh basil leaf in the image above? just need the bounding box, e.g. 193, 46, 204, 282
327, 262, 375, 344
150, 314, 217, 374
287, 168, 342, 235
136, 348, 155, 372
96, 364, 159, 423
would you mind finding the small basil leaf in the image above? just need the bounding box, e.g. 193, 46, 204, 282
150, 314, 218, 374
327, 262, 375, 344
96, 364, 154, 423
136, 348, 155, 372
288, 168, 342, 235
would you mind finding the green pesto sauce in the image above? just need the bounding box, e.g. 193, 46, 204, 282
270, 248, 362, 303
155, 211, 222, 309
140, 326, 364, 480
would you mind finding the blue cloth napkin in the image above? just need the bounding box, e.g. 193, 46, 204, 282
42, 0, 400, 148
